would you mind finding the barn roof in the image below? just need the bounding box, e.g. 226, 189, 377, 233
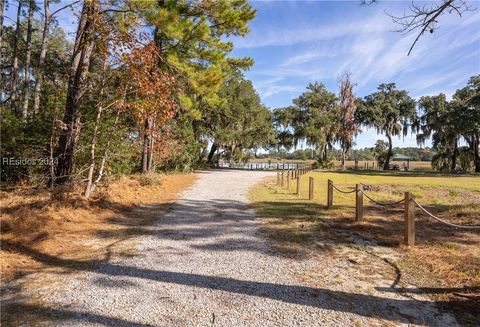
392, 154, 412, 160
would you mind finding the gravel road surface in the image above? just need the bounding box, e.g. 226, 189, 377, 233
3, 170, 458, 326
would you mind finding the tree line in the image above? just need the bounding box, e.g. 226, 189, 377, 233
1, 0, 275, 195
273, 75, 480, 172
264, 146, 435, 163
1, 0, 479, 199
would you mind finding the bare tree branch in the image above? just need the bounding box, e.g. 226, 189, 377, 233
387, 0, 476, 55
51, 0, 81, 17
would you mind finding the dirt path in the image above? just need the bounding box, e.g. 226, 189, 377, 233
1, 170, 458, 326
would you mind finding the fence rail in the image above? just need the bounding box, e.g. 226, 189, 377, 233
360, 190, 405, 206
332, 184, 356, 194
276, 175, 480, 246
217, 162, 310, 170
412, 198, 480, 230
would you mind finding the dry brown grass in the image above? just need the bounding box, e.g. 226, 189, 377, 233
0, 173, 196, 283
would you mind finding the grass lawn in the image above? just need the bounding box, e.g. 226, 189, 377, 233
249, 170, 480, 325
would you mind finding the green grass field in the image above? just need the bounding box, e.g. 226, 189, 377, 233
308, 170, 480, 191
249, 170, 480, 324
253, 170, 480, 222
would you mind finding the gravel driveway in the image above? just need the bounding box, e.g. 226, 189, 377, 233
4, 170, 458, 326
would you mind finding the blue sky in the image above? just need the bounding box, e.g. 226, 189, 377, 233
4, 0, 480, 149
229, 0, 480, 149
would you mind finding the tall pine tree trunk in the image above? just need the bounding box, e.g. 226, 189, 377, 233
141, 118, 154, 174
22, 0, 34, 118
84, 101, 103, 198
10, 1, 22, 112
207, 142, 217, 163
90, 109, 121, 194
451, 140, 458, 171
84, 61, 107, 198
384, 133, 393, 170
148, 121, 155, 171
48, 111, 58, 189
54, 0, 97, 185
0, 0, 4, 53
474, 135, 480, 173
33, 0, 51, 114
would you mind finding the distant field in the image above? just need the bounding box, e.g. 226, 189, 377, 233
250, 170, 480, 324
333, 160, 432, 171
249, 159, 433, 171
249, 158, 317, 165
311, 170, 480, 191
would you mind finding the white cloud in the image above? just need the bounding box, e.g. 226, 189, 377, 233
281, 49, 338, 66
259, 84, 301, 98
237, 2, 480, 147
238, 0, 480, 136
233, 11, 388, 49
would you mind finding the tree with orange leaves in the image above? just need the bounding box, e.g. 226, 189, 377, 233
121, 42, 179, 173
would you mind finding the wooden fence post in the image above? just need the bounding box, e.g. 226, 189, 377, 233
327, 179, 333, 208
309, 177, 314, 200
287, 172, 290, 189
404, 192, 415, 246
277, 171, 280, 185
296, 177, 300, 197
355, 184, 363, 221
281, 171, 284, 187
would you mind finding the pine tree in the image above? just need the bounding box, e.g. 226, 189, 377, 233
134, 0, 256, 172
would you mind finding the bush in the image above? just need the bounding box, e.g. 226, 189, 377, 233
135, 174, 163, 186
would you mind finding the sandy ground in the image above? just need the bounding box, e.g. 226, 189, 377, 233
1, 170, 458, 326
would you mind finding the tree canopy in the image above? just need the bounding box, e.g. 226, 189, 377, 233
272, 83, 339, 166
202, 72, 275, 163
1, 0, 479, 195
357, 83, 417, 170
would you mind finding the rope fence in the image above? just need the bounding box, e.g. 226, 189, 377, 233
276, 164, 314, 190
360, 190, 405, 206
332, 184, 356, 194
412, 198, 480, 230
277, 174, 480, 246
